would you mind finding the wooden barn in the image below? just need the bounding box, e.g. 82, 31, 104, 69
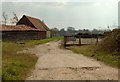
0, 15, 51, 40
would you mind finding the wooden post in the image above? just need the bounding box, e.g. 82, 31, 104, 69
96, 37, 98, 44
64, 36, 67, 47
79, 37, 81, 46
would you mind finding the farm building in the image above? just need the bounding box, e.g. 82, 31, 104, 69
0, 15, 51, 40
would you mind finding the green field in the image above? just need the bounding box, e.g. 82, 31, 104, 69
67, 45, 119, 68
2, 36, 63, 80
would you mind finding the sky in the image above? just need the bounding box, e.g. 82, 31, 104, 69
1, 0, 120, 30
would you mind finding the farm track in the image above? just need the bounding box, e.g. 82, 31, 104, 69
20, 41, 118, 80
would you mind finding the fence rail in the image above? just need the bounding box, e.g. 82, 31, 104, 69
64, 34, 104, 47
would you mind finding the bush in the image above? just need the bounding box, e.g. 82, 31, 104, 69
99, 29, 120, 55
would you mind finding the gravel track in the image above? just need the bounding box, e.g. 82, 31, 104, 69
21, 41, 118, 80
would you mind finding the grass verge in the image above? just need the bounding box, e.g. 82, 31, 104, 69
25, 36, 63, 47
2, 36, 63, 80
67, 45, 120, 68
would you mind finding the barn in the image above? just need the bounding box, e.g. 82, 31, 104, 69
1, 15, 51, 40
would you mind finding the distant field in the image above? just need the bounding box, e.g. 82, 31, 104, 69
2, 36, 63, 80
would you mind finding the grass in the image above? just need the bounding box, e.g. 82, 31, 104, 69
25, 36, 63, 47
2, 36, 63, 80
67, 44, 120, 68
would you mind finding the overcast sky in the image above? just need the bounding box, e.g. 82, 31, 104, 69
1, 0, 120, 30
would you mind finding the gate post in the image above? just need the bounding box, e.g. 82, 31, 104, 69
96, 36, 98, 44
64, 36, 67, 47
79, 37, 81, 46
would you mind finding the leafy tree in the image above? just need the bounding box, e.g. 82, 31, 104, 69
51, 28, 59, 37
59, 28, 66, 36
83, 29, 90, 34
78, 29, 83, 33
92, 29, 99, 34
67, 27, 76, 35
67, 27, 75, 32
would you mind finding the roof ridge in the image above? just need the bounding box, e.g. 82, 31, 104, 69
41, 21, 49, 30
25, 15, 41, 21
17, 15, 49, 31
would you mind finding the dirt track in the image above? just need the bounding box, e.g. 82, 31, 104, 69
21, 41, 118, 80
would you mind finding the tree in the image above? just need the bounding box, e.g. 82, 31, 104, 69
67, 27, 76, 35
11, 12, 19, 24
83, 29, 90, 34
51, 28, 59, 37
91, 29, 99, 34
2, 12, 8, 25
67, 27, 75, 32
78, 29, 82, 33
59, 28, 66, 36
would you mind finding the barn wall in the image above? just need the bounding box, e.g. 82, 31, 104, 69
2, 31, 46, 40
46, 31, 51, 38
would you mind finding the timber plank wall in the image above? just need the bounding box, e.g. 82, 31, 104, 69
2, 31, 46, 40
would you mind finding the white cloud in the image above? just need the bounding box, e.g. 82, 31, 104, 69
93, 2, 101, 6
1, 1, 119, 29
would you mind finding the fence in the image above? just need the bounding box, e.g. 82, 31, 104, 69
64, 34, 104, 47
